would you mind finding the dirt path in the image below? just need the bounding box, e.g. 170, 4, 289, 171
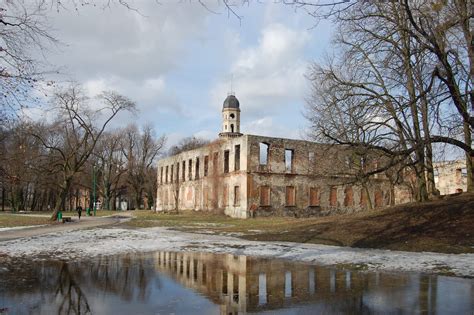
0, 215, 132, 241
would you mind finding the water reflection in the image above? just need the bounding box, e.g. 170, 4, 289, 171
0, 251, 472, 314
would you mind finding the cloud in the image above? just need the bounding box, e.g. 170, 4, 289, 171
46, 2, 211, 81
243, 116, 300, 139
210, 22, 310, 117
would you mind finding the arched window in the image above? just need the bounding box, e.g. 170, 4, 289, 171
231, 124, 234, 132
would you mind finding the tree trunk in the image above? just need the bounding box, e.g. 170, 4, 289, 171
30, 189, 38, 211
1, 187, 5, 211
103, 181, 111, 210
51, 178, 72, 220
464, 121, 473, 191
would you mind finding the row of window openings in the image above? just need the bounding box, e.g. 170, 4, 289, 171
433, 168, 467, 177
161, 185, 241, 207
260, 186, 378, 208
259, 143, 297, 172
160, 145, 241, 184
158, 254, 348, 303
259, 143, 371, 172
157, 255, 208, 285
258, 269, 349, 305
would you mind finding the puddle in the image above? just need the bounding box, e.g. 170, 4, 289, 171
0, 251, 472, 314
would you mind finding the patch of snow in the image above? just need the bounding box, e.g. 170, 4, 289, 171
0, 227, 473, 277
222, 232, 244, 237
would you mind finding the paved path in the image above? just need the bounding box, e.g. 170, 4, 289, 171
0, 214, 132, 242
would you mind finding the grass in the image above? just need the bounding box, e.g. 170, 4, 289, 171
0, 209, 130, 227
0, 213, 51, 228
123, 192, 474, 254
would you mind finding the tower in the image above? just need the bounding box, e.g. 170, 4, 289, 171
219, 93, 242, 138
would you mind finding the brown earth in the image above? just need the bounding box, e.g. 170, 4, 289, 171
243, 192, 474, 254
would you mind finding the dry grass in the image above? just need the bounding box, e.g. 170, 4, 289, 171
124, 192, 474, 254
0, 213, 51, 228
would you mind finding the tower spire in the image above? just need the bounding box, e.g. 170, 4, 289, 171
228, 74, 235, 96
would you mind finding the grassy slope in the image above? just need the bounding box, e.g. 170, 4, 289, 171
127, 192, 474, 254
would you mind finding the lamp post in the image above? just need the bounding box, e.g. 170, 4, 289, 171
93, 164, 97, 216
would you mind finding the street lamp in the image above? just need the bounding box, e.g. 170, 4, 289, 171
93, 164, 97, 216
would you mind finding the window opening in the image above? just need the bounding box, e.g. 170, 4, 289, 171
330, 186, 337, 207
204, 155, 209, 177
188, 159, 192, 180
285, 149, 294, 172
260, 186, 270, 206
259, 143, 269, 165
195, 157, 200, 179
182, 161, 186, 181
286, 186, 295, 206
234, 186, 240, 206
176, 163, 179, 183
234, 145, 240, 171
224, 150, 230, 173
309, 187, 319, 206
344, 186, 354, 207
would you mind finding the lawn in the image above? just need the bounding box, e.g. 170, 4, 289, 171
124, 192, 474, 254
0, 213, 51, 228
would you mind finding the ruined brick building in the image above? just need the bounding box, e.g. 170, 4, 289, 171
433, 160, 468, 195
156, 94, 400, 218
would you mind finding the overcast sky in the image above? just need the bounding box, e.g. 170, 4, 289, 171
40, 1, 334, 148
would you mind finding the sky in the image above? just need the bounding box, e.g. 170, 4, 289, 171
34, 1, 334, 149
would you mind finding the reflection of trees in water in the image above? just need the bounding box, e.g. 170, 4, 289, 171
2, 254, 159, 314
55, 262, 91, 315
70, 254, 158, 302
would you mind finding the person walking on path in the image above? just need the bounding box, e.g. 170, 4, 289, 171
76, 206, 83, 220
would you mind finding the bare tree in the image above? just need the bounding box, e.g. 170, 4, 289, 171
305, 1, 473, 200
169, 136, 210, 156
93, 131, 127, 210
0, 1, 58, 122
121, 124, 165, 210
30, 85, 135, 219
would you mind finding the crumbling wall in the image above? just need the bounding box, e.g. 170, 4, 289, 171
433, 160, 468, 195
156, 136, 249, 218
157, 134, 407, 219
245, 135, 394, 218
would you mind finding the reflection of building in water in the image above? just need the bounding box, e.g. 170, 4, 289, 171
153, 251, 436, 314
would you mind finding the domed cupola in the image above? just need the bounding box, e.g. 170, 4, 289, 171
219, 93, 242, 138
223, 94, 240, 109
